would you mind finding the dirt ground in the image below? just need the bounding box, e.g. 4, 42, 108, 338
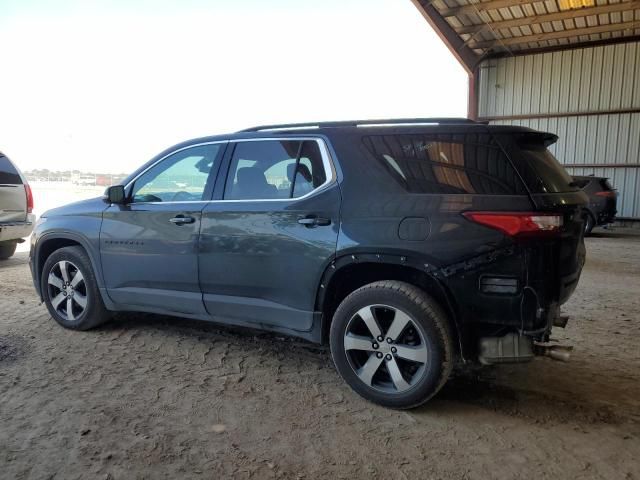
1, 229, 639, 480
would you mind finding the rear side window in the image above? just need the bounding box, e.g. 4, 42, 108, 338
0, 155, 23, 185
362, 134, 527, 195
224, 140, 328, 200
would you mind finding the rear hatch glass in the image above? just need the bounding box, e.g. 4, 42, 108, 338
0, 155, 23, 185
599, 178, 614, 191
502, 133, 579, 194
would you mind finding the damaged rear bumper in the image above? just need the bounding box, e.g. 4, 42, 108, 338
478, 317, 574, 366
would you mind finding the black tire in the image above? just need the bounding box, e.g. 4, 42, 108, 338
329, 280, 454, 409
583, 211, 595, 236
41, 246, 111, 330
0, 242, 17, 260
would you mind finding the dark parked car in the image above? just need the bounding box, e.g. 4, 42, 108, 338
30, 119, 587, 408
573, 175, 617, 235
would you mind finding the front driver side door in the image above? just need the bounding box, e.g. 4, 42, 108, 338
100, 142, 226, 316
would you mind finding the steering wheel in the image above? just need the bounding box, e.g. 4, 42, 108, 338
170, 191, 194, 202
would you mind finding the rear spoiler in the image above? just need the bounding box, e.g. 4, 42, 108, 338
514, 132, 558, 148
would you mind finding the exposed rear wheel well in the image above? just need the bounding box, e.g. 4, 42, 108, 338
319, 262, 459, 347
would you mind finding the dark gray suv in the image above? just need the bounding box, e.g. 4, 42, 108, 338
30, 118, 587, 408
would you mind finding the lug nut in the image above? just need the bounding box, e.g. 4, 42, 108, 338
385, 354, 392, 361
386, 338, 393, 344
391, 347, 397, 353
377, 336, 383, 342
62, 291, 67, 296
376, 352, 383, 359
372, 343, 379, 350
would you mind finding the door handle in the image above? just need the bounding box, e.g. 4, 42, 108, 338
169, 215, 195, 225
298, 215, 331, 227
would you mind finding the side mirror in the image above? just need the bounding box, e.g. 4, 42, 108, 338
103, 185, 127, 204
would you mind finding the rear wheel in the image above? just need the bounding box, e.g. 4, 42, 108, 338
583, 210, 595, 236
0, 241, 17, 260
330, 281, 454, 409
41, 246, 111, 330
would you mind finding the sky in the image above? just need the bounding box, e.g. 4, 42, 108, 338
0, 0, 468, 174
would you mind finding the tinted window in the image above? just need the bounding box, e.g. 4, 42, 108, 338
362, 134, 527, 195
132, 144, 221, 202
599, 178, 614, 191
290, 141, 326, 198
224, 140, 327, 200
0, 155, 22, 185
509, 137, 578, 194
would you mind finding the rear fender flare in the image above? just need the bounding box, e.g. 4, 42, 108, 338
315, 251, 465, 360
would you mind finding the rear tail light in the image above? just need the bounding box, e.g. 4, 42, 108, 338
463, 212, 563, 237
25, 183, 34, 214
595, 191, 617, 197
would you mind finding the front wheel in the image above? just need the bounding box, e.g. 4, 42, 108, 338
329, 281, 454, 409
41, 246, 111, 330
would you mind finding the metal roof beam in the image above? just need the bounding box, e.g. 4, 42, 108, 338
411, 0, 480, 73
440, 0, 536, 17
456, 1, 640, 34
470, 20, 640, 49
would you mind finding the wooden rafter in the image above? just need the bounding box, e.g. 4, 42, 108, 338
470, 20, 640, 49
456, 1, 640, 35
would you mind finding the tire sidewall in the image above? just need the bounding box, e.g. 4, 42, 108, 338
0, 242, 17, 260
330, 283, 450, 409
583, 211, 595, 236
41, 247, 100, 330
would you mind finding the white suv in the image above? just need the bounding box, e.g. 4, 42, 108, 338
0, 153, 34, 259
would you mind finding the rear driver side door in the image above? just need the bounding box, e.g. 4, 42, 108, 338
199, 138, 340, 332
100, 142, 226, 316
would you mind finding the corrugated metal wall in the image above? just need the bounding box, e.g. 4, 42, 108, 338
477, 41, 640, 219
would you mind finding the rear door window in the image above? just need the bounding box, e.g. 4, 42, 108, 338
362, 133, 527, 195
224, 140, 328, 200
0, 156, 23, 185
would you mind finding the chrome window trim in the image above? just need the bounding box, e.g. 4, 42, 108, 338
126, 137, 337, 205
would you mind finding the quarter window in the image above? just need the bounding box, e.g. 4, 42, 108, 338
224, 140, 327, 200
362, 133, 527, 195
131, 144, 221, 203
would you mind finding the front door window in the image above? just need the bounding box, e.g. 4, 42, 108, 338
132, 144, 222, 203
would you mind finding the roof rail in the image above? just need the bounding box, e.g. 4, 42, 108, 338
238, 117, 487, 132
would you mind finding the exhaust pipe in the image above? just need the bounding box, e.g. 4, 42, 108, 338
534, 343, 573, 362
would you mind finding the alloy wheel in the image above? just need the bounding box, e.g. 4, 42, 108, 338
343, 304, 428, 393
47, 260, 88, 321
